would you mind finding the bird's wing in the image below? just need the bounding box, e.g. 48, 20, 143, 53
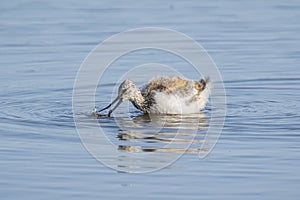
142, 77, 191, 95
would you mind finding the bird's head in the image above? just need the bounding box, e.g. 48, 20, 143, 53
117, 79, 138, 102
96, 79, 139, 117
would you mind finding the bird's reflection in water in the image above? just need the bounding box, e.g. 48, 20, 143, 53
115, 113, 209, 154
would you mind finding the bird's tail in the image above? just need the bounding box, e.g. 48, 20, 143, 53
199, 77, 210, 91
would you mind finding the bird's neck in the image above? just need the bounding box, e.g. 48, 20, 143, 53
131, 89, 146, 112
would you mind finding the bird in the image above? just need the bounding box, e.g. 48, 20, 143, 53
95, 76, 210, 117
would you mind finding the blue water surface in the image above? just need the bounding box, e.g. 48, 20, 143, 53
0, 0, 300, 199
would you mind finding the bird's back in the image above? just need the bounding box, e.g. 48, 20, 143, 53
142, 77, 192, 96
141, 77, 210, 114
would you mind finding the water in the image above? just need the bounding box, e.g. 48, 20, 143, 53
1, 0, 300, 199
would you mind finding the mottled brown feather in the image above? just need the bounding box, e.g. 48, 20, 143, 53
194, 78, 206, 94
142, 77, 189, 95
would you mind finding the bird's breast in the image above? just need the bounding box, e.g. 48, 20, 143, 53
147, 91, 200, 114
